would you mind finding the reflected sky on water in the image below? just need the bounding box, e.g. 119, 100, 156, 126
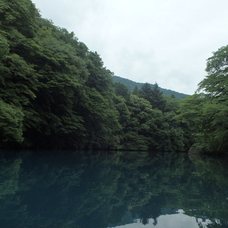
109, 211, 215, 228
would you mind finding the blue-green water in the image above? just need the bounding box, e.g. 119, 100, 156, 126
0, 150, 228, 228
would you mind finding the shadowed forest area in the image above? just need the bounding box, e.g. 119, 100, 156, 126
0, 0, 228, 154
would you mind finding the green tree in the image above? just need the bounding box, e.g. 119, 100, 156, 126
79, 87, 120, 149
151, 83, 166, 111
0, 0, 192, 151
0, 99, 24, 146
194, 45, 228, 153
0, 0, 39, 38
0, 34, 9, 60
114, 97, 130, 125
86, 51, 113, 96
113, 82, 130, 101
120, 94, 154, 150
139, 83, 166, 111
198, 45, 228, 100
139, 83, 153, 104
0, 0, 119, 149
132, 86, 139, 96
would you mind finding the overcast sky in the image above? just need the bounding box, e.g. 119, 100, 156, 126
31, 0, 228, 94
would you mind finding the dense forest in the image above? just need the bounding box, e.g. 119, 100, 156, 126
113, 76, 188, 99
0, 0, 227, 154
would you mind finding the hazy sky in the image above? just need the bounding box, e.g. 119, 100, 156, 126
31, 0, 228, 94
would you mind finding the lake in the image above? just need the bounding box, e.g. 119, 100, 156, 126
0, 150, 228, 228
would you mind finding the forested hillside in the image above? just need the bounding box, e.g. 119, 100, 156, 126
176, 45, 228, 154
0, 0, 192, 151
113, 76, 188, 99
0, 0, 227, 154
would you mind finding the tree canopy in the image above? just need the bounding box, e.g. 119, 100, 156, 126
2, 0, 227, 154
177, 45, 228, 154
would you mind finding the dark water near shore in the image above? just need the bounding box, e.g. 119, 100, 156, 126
0, 150, 228, 228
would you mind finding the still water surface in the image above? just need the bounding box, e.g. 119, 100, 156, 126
0, 150, 228, 228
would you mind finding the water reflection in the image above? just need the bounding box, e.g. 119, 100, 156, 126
108, 210, 216, 228
0, 150, 228, 228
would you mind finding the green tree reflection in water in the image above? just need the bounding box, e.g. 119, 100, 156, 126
0, 150, 227, 228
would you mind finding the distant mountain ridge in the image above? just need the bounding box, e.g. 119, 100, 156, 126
113, 76, 189, 99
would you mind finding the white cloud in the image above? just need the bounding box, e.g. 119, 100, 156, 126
32, 0, 228, 94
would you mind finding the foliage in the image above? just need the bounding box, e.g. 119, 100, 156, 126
113, 75, 189, 99
177, 45, 228, 154
113, 82, 130, 101
139, 82, 166, 111
198, 45, 228, 99
0, 100, 24, 145
0, 0, 192, 151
